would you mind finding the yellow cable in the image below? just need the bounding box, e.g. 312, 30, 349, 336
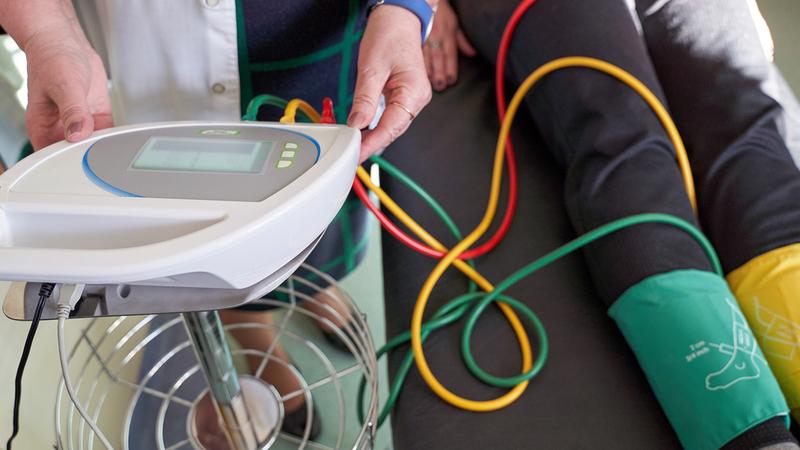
355, 167, 493, 288
280, 99, 322, 124
282, 100, 535, 411
409, 56, 698, 412
355, 166, 534, 396
563, 58, 697, 210
283, 57, 697, 413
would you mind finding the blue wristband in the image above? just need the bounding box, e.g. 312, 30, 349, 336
367, 0, 434, 44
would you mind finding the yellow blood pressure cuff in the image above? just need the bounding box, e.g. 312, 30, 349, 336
728, 243, 800, 421
609, 270, 788, 450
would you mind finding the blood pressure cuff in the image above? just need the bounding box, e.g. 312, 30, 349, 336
727, 243, 800, 422
609, 270, 788, 450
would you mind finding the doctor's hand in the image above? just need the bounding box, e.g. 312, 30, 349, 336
24, 27, 113, 150
423, 0, 476, 92
348, 5, 432, 161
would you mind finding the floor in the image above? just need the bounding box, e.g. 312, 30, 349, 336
0, 1, 798, 448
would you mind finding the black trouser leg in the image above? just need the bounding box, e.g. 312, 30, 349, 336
453, 0, 796, 447
634, 2, 800, 444
635, 0, 800, 273
453, 0, 711, 306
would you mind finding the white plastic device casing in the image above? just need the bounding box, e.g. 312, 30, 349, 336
0, 121, 360, 290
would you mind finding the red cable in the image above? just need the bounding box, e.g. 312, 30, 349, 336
464, 0, 537, 257
353, 178, 449, 258
354, 0, 537, 260
496, 0, 538, 125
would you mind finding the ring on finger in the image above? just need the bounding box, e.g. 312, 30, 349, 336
426, 40, 444, 50
389, 101, 416, 121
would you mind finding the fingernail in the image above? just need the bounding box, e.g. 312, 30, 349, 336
435, 80, 446, 90
447, 76, 456, 84
347, 112, 363, 128
66, 121, 83, 140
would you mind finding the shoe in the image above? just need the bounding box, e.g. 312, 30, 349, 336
321, 321, 357, 353
282, 401, 322, 439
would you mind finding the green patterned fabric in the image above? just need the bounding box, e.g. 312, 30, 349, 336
610, 270, 788, 450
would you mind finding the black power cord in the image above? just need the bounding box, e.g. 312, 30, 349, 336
6, 283, 55, 450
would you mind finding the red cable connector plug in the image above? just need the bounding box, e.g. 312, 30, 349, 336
321, 97, 337, 124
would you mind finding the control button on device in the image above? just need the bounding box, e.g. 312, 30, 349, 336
277, 160, 292, 169
212, 83, 226, 94
281, 150, 296, 158
284, 142, 299, 150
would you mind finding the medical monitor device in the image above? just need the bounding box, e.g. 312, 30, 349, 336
0, 121, 360, 319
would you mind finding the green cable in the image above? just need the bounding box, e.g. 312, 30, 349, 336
242, 94, 313, 122
245, 96, 479, 286
241, 95, 722, 426
240, 95, 721, 425
461, 212, 721, 387
361, 212, 722, 427
242, 94, 284, 121
368, 154, 479, 293
369, 156, 466, 249
358, 291, 544, 427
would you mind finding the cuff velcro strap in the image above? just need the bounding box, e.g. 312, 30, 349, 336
609, 270, 788, 450
728, 243, 800, 421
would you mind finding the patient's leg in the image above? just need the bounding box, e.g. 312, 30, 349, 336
455, 0, 710, 303
637, 0, 800, 429
636, 0, 800, 272
454, 0, 794, 447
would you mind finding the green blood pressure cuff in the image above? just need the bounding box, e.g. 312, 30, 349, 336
608, 270, 788, 450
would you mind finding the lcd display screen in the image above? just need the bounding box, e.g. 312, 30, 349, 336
131, 137, 272, 173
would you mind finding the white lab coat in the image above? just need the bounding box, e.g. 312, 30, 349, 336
72, 0, 389, 133
74, 0, 242, 125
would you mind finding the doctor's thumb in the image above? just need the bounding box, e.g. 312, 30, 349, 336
49, 81, 95, 143
62, 106, 94, 143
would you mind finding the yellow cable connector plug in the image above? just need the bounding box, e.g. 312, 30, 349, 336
280, 99, 322, 124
